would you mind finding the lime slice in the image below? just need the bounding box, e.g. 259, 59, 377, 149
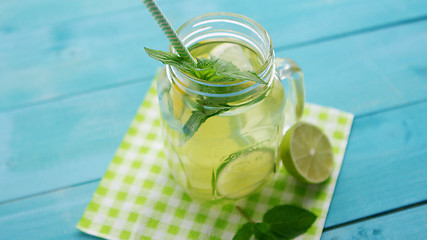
280, 122, 333, 184
210, 43, 254, 71
170, 89, 184, 119
216, 148, 275, 199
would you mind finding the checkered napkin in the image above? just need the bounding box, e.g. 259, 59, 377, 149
77, 78, 354, 240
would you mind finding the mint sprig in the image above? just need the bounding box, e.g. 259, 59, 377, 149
234, 205, 317, 240
145, 47, 266, 84
145, 47, 266, 139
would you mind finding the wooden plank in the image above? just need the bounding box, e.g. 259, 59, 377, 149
281, 21, 427, 114
322, 204, 427, 239
1, 0, 427, 110
0, 0, 140, 30
0, 10, 165, 111
1, 181, 426, 239
2, 0, 426, 31
325, 101, 427, 227
0, 182, 100, 240
0, 82, 150, 203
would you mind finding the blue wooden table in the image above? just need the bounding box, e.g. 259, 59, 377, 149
1, 0, 427, 239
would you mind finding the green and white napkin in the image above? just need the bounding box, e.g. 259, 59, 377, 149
77, 77, 353, 240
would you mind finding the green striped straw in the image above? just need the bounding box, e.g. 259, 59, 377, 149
142, 0, 196, 65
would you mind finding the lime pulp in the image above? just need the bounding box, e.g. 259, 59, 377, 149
280, 122, 334, 184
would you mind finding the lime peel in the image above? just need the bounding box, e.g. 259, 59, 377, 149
216, 148, 275, 199
280, 122, 334, 184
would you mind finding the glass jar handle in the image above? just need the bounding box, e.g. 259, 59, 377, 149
276, 58, 305, 127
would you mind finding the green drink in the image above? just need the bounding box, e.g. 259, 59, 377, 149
157, 13, 304, 201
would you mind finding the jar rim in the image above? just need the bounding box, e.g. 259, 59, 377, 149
173, 12, 274, 74
166, 12, 275, 102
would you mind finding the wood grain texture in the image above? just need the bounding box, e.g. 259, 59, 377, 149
322, 204, 427, 239
282, 21, 427, 114
0, 182, 101, 240
0, 0, 141, 30
0, 82, 149, 203
1, 0, 427, 110
325, 101, 427, 227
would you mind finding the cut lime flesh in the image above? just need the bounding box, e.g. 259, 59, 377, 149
216, 149, 275, 199
281, 123, 333, 184
210, 43, 254, 71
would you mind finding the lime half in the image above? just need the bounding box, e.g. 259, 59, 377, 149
280, 122, 333, 184
216, 148, 275, 199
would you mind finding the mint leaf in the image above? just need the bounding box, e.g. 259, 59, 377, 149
253, 223, 278, 240
204, 57, 265, 84
233, 205, 317, 240
144, 47, 197, 76
183, 108, 229, 139
144, 47, 266, 84
212, 58, 240, 73
233, 223, 254, 240
263, 205, 317, 239
182, 111, 207, 137
195, 57, 219, 69
145, 48, 187, 69
223, 71, 267, 84
145, 47, 266, 140
183, 96, 231, 138
192, 67, 217, 80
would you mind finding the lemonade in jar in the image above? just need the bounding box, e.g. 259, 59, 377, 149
154, 13, 304, 201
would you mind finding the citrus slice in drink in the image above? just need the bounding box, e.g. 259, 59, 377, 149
280, 122, 334, 184
216, 148, 275, 199
170, 89, 184, 119
210, 43, 254, 71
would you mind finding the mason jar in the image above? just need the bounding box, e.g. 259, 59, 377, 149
157, 12, 305, 201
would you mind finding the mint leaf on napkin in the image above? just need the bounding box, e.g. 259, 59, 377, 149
233, 223, 254, 240
233, 205, 317, 240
